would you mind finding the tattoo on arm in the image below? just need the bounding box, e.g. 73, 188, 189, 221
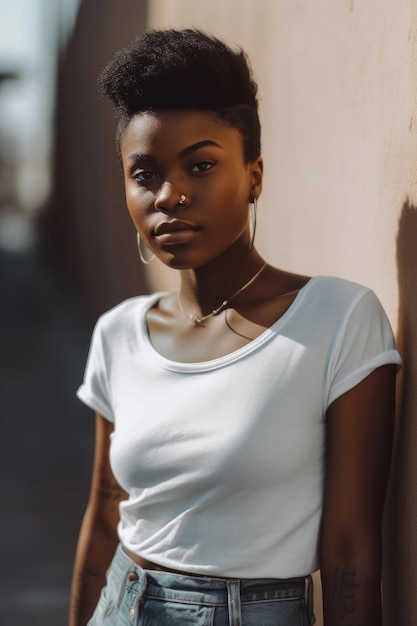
95, 463, 126, 502
71, 595, 97, 619
71, 568, 103, 618
332, 567, 376, 619
333, 567, 359, 614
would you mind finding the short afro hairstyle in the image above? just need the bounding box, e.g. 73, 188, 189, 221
97, 28, 261, 162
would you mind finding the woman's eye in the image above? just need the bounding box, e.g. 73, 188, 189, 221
191, 160, 216, 174
132, 169, 157, 183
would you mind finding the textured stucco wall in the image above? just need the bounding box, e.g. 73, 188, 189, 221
147, 1, 417, 624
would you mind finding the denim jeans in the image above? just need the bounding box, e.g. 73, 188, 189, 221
88, 545, 315, 625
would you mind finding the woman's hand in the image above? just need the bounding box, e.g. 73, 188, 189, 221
69, 413, 127, 626
320, 364, 397, 626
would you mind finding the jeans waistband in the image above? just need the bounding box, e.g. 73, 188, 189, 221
112, 544, 312, 607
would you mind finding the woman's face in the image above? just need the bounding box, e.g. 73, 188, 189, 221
120, 110, 263, 269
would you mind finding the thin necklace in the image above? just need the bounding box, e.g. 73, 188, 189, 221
177, 261, 267, 326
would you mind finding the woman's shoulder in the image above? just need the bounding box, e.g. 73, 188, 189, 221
95, 292, 167, 334
275, 270, 372, 306
299, 274, 386, 322
307, 274, 371, 297
270, 268, 370, 297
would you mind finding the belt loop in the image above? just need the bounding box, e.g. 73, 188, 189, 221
306, 575, 316, 625
129, 570, 147, 622
115, 563, 133, 612
226, 579, 242, 626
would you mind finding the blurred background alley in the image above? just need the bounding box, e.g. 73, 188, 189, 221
0, 223, 94, 623
0, 1, 148, 623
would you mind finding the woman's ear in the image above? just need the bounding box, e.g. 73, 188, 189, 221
249, 156, 263, 201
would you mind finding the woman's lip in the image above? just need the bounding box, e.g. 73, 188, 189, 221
155, 228, 201, 245
154, 220, 199, 236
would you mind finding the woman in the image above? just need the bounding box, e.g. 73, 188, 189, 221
70, 29, 401, 626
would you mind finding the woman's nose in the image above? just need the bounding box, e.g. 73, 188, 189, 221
154, 182, 187, 212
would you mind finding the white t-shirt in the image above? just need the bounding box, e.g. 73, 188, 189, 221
77, 276, 401, 578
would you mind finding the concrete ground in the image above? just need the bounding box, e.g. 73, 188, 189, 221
0, 220, 95, 625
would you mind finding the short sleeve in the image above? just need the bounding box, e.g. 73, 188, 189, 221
326, 289, 401, 409
77, 317, 114, 422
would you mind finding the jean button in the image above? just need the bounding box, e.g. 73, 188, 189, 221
127, 571, 139, 581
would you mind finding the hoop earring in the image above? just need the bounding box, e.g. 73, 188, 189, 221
249, 198, 257, 251
137, 233, 155, 264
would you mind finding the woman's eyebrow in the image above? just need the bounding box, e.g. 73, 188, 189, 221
179, 140, 222, 159
126, 140, 222, 163
126, 153, 156, 163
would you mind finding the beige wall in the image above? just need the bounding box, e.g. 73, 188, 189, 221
147, 1, 417, 624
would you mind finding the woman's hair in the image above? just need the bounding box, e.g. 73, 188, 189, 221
97, 28, 261, 162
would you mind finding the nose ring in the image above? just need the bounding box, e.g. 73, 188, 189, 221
178, 194, 186, 206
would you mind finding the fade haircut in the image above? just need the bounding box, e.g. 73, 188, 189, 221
97, 28, 261, 162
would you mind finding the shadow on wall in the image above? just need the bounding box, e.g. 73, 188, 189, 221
44, 0, 150, 319
383, 199, 417, 626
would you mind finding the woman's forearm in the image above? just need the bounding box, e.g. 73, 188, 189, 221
321, 549, 382, 626
69, 506, 119, 626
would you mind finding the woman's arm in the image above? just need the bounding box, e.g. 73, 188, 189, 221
69, 413, 127, 626
320, 364, 397, 626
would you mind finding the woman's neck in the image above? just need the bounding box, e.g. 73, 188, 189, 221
178, 249, 267, 317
